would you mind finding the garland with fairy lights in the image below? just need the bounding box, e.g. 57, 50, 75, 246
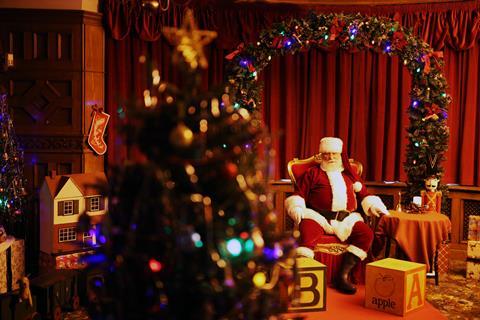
225, 12, 451, 199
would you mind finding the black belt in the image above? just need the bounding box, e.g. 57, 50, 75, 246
318, 210, 351, 222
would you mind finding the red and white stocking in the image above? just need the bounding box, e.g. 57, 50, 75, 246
88, 108, 110, 155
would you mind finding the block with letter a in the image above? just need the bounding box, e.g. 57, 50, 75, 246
288, 257, 326, 312
365, 258, 426, 316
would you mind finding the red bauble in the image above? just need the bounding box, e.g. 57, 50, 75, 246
224, 162, 238, 178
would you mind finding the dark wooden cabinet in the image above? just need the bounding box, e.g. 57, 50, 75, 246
0, 9, 105, 192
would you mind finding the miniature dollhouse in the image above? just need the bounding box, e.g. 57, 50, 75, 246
39, 171, 108, 257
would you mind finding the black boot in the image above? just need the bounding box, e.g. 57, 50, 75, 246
336, 252, 360, 295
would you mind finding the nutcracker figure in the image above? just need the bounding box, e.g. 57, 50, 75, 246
420, 176, 442, 213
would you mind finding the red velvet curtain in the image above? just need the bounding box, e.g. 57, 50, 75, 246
103, 0, 480, 185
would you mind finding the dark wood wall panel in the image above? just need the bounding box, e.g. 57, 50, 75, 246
23, 152, 82, 190
0, 9, 104, 194
7, 72, 81, 134
0, 9, 104, 275
2, 26, 81, 71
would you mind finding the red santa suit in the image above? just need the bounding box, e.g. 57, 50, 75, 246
285, 154, 386, 261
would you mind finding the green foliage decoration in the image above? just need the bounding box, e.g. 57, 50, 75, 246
225, 12, 451, 198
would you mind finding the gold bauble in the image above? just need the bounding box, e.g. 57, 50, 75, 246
169, 123, 194, 148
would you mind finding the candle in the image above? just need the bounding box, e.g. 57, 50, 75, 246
413, 196, 422, 206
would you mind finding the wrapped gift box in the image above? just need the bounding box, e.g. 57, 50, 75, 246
288, 257, 326, 313
0, 237, 25, 294
366, 258, 426, 316
466, 260, 480, 280
437, 241, 449, 274
0, 291, 38, 320
467, 241, 480, 260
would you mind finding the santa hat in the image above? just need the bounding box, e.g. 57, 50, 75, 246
319, 137, 343, 153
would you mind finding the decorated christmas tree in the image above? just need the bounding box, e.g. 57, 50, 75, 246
0, 90, 26, 237
93, 10, 295, 319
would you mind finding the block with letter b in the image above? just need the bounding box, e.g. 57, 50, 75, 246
365, 258, 426, 316
288, 257, 326, 312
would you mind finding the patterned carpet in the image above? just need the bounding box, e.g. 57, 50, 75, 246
63, 260, 479, 320
426, 260, 480, 320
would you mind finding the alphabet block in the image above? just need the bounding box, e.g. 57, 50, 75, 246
365, 258, 426, 316
466, 260, 480, 280
467, 241, 480, 259
288, 257, 326, 312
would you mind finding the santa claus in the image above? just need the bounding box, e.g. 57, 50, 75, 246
285, 137, 389, 294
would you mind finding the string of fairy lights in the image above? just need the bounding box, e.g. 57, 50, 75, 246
225, 12, 451, 199
89, 9, 296, 318
0, 93, 26, 236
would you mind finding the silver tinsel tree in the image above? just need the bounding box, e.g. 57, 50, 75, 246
0, 92, 26, 236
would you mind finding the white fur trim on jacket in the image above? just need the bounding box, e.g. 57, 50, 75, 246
303, 208, 335, 234
285, 195, 306, 225
326, 171, 347, 211
296, 246, 315, 258
330, 212, 364, 242
361, 195, 389, 217
353, 181, 362, 192
346, 244, 368, 260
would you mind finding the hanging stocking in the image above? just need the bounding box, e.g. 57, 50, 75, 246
87, 106, 110, 155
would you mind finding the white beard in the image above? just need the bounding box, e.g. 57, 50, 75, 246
321, 160, 344, 172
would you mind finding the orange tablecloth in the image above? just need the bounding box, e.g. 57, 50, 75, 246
375, 210, 451, 271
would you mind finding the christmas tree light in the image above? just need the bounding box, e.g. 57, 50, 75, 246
93, 9, 296, 319
0, 93, 26, 236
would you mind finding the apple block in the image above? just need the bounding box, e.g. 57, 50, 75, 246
466, 260, 480, 280
288, 257, 327, 313
365, 258, 426, 316
467, 241, 480, 259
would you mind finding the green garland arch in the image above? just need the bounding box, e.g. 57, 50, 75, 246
225, 12, 451, 199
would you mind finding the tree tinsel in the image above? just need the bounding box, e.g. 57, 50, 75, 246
225, 12, 451, 200
90, 10, 296, 319
0, 92, 27, 236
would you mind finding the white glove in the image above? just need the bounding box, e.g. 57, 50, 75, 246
285, 195, 307, 225
361, 195, 389, 217
289, 206, 304, 225
369, 205, 389, 217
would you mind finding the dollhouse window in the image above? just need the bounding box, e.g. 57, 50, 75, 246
83, 231, 93, 243
64, 201, 74, 215
58, 200, 79, 216
59, 227, 77, 242
89, 197, 101, 211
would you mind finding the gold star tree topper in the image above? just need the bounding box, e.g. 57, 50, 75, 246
162, 9, 217, 70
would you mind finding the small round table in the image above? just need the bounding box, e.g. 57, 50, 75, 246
374, 210, 451, 285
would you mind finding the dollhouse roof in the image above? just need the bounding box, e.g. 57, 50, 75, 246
44, 172, 108, 198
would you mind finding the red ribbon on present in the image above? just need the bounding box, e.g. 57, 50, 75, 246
423, 103, 441, 121
393, 31, 407, 49
271, 36, 285, 48
422, 55, 431, 74
225, 42, 245, 60
422, 51, 443, 74
329, 17, 345, 41
426, 103, 441, 114
430, 51, 444, 59
247, 61, 256, 73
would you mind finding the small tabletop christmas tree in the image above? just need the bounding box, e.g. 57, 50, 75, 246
0, 91, 26, 238
94, 10, 295, 319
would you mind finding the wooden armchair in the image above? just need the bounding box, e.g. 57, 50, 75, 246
287, 155, 366, 285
